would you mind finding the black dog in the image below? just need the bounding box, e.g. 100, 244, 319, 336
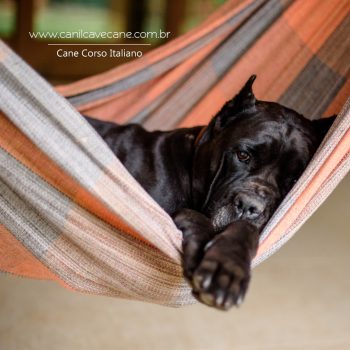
85, 75, 334, 310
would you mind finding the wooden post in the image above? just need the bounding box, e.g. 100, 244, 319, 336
14, 0, 35, 55
126, 0, 147, 34
164, 0, 186, 38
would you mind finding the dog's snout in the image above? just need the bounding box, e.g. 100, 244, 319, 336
233, 193, 265, 220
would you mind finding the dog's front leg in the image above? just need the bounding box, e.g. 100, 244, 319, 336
191, 221, 259, 310
174, 210, 259, 310
173, 209, 217, 281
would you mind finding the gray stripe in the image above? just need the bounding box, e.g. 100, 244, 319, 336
0, 151, 62, 258
131, 67, 196, 124
317, 13, 350, 77
279, 13, 350, 118
278, 56, 345, 119
211, 0, 289, 76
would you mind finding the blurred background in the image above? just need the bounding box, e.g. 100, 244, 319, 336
0, 0, 225, 82
0, 1, 349, 349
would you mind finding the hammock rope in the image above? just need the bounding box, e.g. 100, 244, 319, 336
0, 0, 349, 306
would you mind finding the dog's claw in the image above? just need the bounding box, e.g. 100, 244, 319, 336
214, 289, 225, 306
234, 291, 244, 307
201, 274, 212, 290
223, 298, 232, 310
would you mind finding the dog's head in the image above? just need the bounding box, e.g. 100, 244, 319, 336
192, 75, 335, 231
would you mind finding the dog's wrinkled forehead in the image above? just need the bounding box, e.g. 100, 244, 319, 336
220, 103, 316, 156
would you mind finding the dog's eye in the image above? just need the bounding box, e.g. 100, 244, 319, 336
236, 150, 251, 163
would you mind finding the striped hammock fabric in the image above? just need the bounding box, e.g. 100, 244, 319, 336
0, 0, 349, 307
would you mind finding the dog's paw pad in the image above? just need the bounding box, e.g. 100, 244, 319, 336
191, 256, 250, 310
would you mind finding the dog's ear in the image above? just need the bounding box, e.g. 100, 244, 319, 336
197, 75, 257, 146
312, 115, 336, 141
215, 74, 257, 130
227, 74, 257, 114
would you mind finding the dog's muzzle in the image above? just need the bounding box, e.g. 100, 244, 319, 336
210, 181, 279, 231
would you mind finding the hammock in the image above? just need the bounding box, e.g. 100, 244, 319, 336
0, 0, 349, 307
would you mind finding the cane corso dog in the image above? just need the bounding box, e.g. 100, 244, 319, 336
85, 75, 335, 310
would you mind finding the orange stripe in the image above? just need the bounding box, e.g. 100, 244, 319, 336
284, 0, 350, 53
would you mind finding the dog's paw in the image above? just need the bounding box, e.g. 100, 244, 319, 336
191, 252, 250, 310
190, 222, 258, 310
173, 209, 216, 280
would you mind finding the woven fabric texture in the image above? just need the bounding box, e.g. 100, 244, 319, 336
0, 0, 349, 306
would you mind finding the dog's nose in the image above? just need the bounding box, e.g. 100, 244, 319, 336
233, 193, 265, 220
